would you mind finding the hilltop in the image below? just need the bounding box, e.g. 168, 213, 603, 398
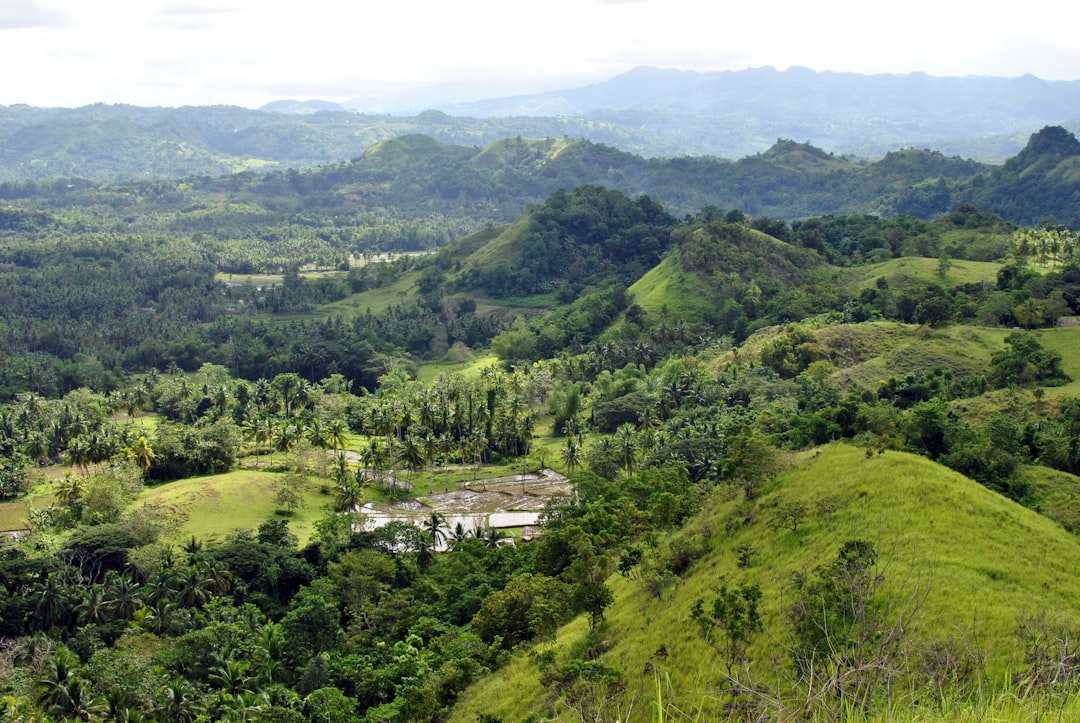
5, 126, 1080, 237
451, 444, 1080, 721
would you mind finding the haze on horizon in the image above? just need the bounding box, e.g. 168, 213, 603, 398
2, 0, 1079, 109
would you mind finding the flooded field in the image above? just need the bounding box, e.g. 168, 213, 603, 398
359, 468, 570, 545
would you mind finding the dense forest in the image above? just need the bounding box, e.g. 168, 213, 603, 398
5, 126, 1080, 721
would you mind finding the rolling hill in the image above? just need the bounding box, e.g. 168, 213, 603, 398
450, 444, 1080, 721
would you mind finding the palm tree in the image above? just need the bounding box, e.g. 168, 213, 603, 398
359, 437, 386, 474
200, 559, 233, 595
270, 372, 304, 419
65, 436, 92, 474
208, 659, 254, 698
334, 478, 365, 513
131, 435, 155, 472
240, 417, 262, 466
614, 423, 639, 476
56, 472, 85, 508
32, 573, 69, 629
22, 430, 51, 464
450, 521, 470, 545
105, 571, 142, 621
141, 569, 179, 607
135, 599, 177, 635
331, 451, 350, 486
412, 535, 436, 571
326, 417, 350, 453
181, 535, 205, 561
272, 420, 301, 463
75, 583, 111, 626
479, 527, 508, 549
252, 623, 288, 687
37, 648, 106, 722
159, 678, 201, 723
562, 435, 583, 476
401, 434, 425, 484
422, 511, 448, 547
305, 417, 330, 450
178, 565, 213, 608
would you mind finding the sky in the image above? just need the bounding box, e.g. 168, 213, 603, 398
2, 0, 1080, 109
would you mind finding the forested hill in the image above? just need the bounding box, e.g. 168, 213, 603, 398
3, 68, 1080, 181
436, 185, 677, 298
6, 126, 1080, 231
205, 125, 1080, 228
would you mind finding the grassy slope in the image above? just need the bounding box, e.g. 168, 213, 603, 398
0, 500, 28, 531
833, 256, 1003, 290
468, 136, 576, 170
134, 469, 332, 545
627, 250, 718, 325
818, 322, 1010, 388
1028, 326, 1080, 398
450, 444, 1080, 721
415, 354, 500, 384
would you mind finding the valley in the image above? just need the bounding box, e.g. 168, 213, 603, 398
4, 122, 1080, 722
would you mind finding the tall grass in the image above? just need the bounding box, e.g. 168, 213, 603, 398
450, 444, 1080, 722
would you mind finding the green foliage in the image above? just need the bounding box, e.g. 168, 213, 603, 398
280, 580, 344, 661
448, 184, 674, 300
989, 332, 1070, 388
471, 573, 574, 648
274, 472, 308, 514
691, 578, 763, 677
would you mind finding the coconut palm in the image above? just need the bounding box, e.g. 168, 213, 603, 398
31, 573, 69, 629
75, 583, 111, 626
159, 678, 201, 723
201, 559, 233, 595
450, 521, 470, 544
562, 435, 583, 476
105, 571, 142, 621
178, 565, 213, 608
305, 417, 330, 450
422, 511, 448, 547
334, 477, 365, 513
614, 423, 639, 476
37, 655, 105, 721
326, 417, 350, 452
131, 435, 155, 472
479, 527, 507, 549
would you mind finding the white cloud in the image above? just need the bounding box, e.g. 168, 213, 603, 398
0, 0, 66, 29
1, 0, 1079, 107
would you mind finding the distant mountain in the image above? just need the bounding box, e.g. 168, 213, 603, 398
2, 68, 1080, 184
258, 99, 347, 115
441, 66, 1080, 160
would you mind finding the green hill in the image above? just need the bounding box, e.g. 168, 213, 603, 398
357, 134, 476, 172
957, 126, 1080, 226
441, 185, 677, 300
467, 136, 576, 171
625, 218, 827, 335
451, 444, 1080, 721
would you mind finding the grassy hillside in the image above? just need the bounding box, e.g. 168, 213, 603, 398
135, 469, 332, 545
835, 256, 1003, 291
468, 136, 576, 170
450, 444, 1080, 721
818, 322, 1008, 388
627, 249, 720, 325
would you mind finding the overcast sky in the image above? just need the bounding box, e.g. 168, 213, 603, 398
3, 0, 1080, 109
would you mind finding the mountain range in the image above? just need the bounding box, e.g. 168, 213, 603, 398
2, 67, 1080, 185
